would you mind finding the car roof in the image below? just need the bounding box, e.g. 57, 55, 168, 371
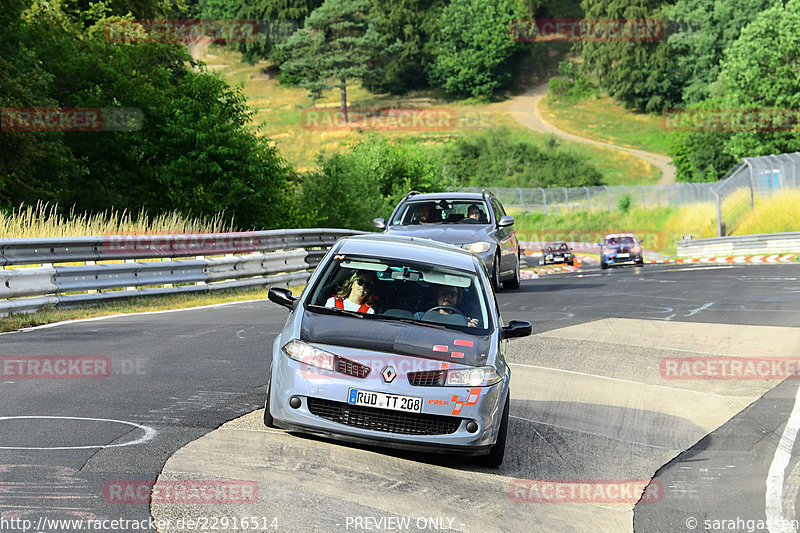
335, 234, 479, 271
402, 192, 489, 202
604, 233, 637, 239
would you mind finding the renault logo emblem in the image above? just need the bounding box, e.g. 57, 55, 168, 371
381, 365, 397, 383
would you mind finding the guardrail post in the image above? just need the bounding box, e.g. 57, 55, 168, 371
517, 187, 524, 210
604, 186, 610, 211
583, 186, 591, 211
711, 189, 723, 237
539, 188, 547, 214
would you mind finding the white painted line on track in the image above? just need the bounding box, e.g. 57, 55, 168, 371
0, 416, 156, 450
0, 298, 270, 337
766, 383, 800, 533
685, 302, 713, 317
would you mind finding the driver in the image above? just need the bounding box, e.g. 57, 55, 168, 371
415, 285, 478, 327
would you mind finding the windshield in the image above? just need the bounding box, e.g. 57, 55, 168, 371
606, 236, 637, 245
389, 200, 490, 226
306, 254, 492, 332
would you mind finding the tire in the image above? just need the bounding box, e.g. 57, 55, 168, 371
477, 394, 509, 468
263, 375, 276, 428
503, 253, 521, 290
600, 261, 608, 270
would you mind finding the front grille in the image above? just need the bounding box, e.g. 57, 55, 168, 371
306, 398, 462, 435
408, 370, 446, 386
336, 356, 370, 379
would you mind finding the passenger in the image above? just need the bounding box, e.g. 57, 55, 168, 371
467, 204, 481, 220
325, 271, 376, 314
416, 285, 478, 327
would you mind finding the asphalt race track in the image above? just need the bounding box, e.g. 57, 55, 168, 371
1, 262, 800, 532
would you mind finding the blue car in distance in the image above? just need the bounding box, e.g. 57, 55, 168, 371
266, 234, 532, 467
598, 232, 645, 269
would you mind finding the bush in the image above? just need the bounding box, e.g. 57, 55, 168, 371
298, 135, 441, 230
440, 127, 604, 188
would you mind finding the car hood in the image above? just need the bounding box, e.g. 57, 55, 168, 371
300, 310, 492, 367
385, 225, 493, 245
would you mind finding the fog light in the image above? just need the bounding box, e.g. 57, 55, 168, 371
466, 421, 479, 433
289, 396, 302, 409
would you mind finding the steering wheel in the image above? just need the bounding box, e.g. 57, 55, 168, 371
426, 305, 465, 315
457, 218, 480, 224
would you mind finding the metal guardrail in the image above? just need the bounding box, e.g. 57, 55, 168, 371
0, 229, 363, 317
676, 232, 800, 258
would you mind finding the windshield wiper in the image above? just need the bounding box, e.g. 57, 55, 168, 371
375, 315, 447, 330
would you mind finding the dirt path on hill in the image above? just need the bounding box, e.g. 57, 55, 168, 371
508, 83, 676, 184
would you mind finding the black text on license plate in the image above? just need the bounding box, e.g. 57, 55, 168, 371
348, 389, 422, 413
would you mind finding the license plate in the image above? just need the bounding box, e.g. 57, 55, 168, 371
348, 389, 422, 413
553, 256, 563, 261
617, 253, 630, 258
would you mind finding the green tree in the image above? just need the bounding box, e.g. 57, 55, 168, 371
663, 0, 773, 105
715, 0, 800, 159
299, 135, 439, 230
578, 0, 680, 112
429, 0, 524, 98
1, 0, 295, 229
279, 0, 398, 122
361, 0, 446, 93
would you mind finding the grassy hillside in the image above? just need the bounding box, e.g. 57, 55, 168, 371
539, 92, 675, 156
198, 44, 658, 185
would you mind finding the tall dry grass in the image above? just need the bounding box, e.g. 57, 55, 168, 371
733, 191, 800, 235
0, 203, 235, 238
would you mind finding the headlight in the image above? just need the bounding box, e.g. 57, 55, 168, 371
446, 366, 503, 387
545, 254, 553, 259
632, 246, 642, 253
282, 340, 335, 371
462, 242, 491, 254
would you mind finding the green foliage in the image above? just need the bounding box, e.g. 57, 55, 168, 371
233, 0, 323, 64
299, 135, 440, 230
663, 0, 773, 105
715, 0, 800, 159
618, 193, 631, 212
362, 0, 446, 93
429, 0, 525, 98
439, 127, 604, 188
578, 0, 681, 112
1, 0, 295, 229
279, 0, 399, 110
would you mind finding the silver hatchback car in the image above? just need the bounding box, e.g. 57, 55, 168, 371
266, 234, 532, 466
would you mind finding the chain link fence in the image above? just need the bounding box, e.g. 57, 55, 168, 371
455, 152, 800, 237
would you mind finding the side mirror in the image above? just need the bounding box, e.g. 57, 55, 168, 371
502, 320, 532, 339
638, 239, 644, 244
596, 242, 603, 247
498, 215, 515, 227
268, 287, 297, 310
373, 218, 386, 230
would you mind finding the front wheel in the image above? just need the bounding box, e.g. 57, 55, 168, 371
476, 395, 509, 468
491, 255, 500, 292
263, 375, 276, 428
503, 253, 521, 290
600, 261, 608, 270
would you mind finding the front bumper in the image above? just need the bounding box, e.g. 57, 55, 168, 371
601, 253, 643, 266
268, 350, 507, 453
